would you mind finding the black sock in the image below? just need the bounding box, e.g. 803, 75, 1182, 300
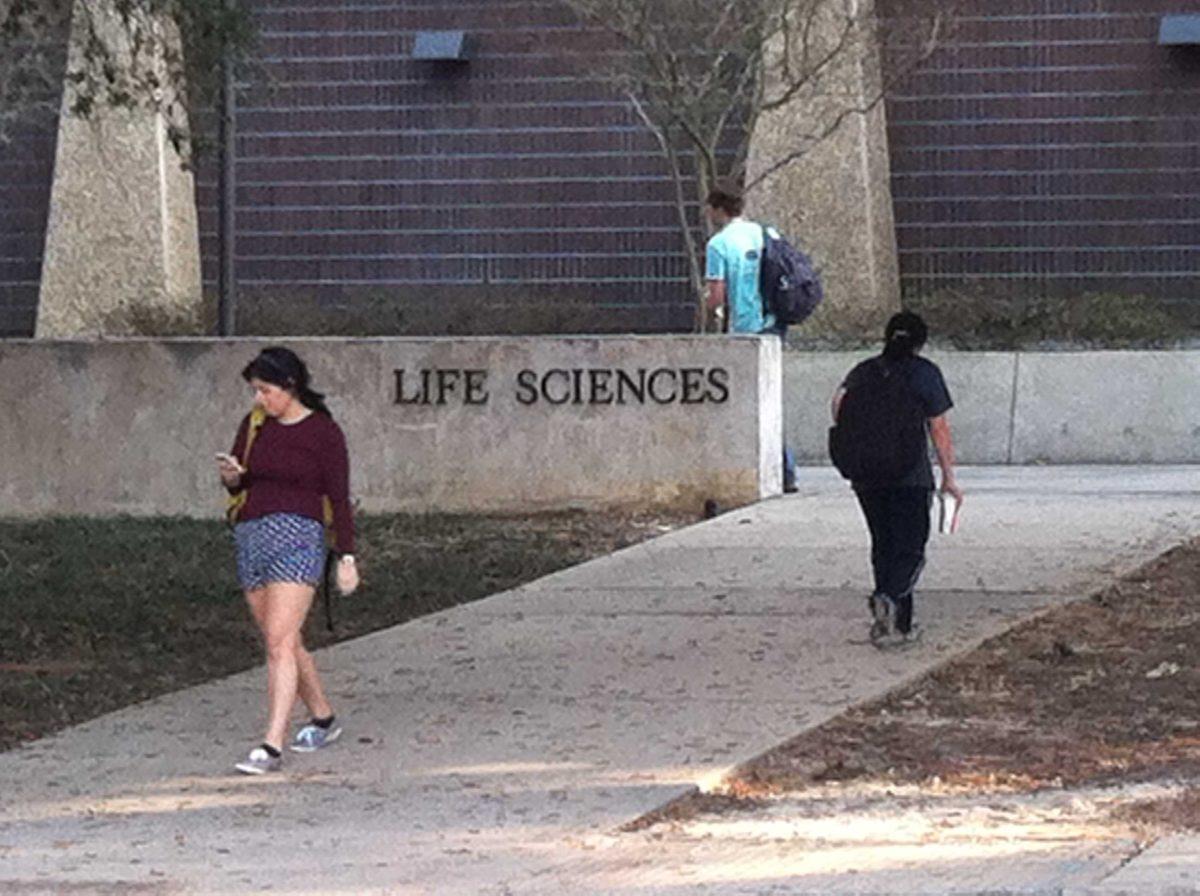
312, 714, 335, 730
261, 742, 281, 759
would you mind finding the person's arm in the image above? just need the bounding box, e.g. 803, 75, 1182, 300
320, 421, 356, 556
706, 278, 727, 313
929, 413, 963, 501
321, 422, 360, 595
704, 237, 728, 320
219, 416, 250, 493
830, 386, 846, 423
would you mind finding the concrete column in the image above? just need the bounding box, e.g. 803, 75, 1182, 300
36, 0, 203, 338
745, 0, 900, 338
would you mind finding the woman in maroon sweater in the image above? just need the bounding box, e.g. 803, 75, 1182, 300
217, 347, 358, 775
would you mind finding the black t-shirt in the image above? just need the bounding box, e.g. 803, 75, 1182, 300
842, 355, 953, 489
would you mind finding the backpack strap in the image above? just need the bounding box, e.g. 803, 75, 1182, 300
224, 407, 268, 525
242, 406, 268, 461
322, 549, 336, 633
759, 224, 770, 318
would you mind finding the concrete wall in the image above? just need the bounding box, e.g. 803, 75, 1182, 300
0, 337, 782, 518
785, 351, 1200, 465
4, 342, 1196, 521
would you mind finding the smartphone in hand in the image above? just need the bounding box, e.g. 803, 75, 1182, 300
215, 452, 244, 473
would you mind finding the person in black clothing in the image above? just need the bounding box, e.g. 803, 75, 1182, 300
831, 312, 963, 647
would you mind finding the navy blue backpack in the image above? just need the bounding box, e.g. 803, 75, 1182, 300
759, 225, 823, 326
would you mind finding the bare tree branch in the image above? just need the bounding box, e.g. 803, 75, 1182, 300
759, 8, 856, 113
556, 0, 954, 331
0, 0, 255, 154
747, 96, 880, 191
628, 89, 707, 328
749, 7, 947, 188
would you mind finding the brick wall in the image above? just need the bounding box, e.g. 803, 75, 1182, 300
886, 1, 1200, 306
196, 0, 698, 335
6, 2, 1198, 336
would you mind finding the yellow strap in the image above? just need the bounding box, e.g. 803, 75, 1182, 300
242, 406, 268, 460
224, 407, 267, 524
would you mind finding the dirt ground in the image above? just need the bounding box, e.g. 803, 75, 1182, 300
636, 537, 1200, 834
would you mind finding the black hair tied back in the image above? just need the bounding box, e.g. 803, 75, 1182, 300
241, 346, 333, 417
882, 311, 928, 361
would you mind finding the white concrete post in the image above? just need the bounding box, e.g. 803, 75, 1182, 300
36, 0, 203, 338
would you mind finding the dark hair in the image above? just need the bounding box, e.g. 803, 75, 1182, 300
882, 311, 928, 361
241, 346, 332, 417
705, 187, 744, 217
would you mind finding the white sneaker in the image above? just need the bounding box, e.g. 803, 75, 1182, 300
235, 746, 282, 775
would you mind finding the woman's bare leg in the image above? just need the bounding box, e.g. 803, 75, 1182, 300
295, 644, 334, 721
245, 587, 269, 632
258, 582, 315, 750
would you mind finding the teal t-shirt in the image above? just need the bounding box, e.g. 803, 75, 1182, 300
705, 218, 775, 334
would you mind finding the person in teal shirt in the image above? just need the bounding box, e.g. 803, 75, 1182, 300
703, 187, 795, 491
704, 190, 778, 335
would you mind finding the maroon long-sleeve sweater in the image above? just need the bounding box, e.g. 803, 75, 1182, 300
229, 411, 355, 553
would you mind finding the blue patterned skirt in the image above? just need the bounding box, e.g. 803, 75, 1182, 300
234, 513, 326, 591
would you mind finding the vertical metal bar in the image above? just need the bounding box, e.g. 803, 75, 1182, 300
217, 23, 237, 337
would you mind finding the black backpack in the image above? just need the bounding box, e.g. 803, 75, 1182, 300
828, 358, 927, 485
759, 225, 823, 326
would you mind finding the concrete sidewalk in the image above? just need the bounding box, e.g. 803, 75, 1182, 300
2, 467, 1199, 895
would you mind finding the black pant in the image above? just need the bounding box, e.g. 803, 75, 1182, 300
854, 487, 932, 633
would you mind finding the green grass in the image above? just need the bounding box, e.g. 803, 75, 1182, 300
0, 511, 688, 750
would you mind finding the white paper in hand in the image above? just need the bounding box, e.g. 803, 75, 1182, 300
937, 492, 960, 534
